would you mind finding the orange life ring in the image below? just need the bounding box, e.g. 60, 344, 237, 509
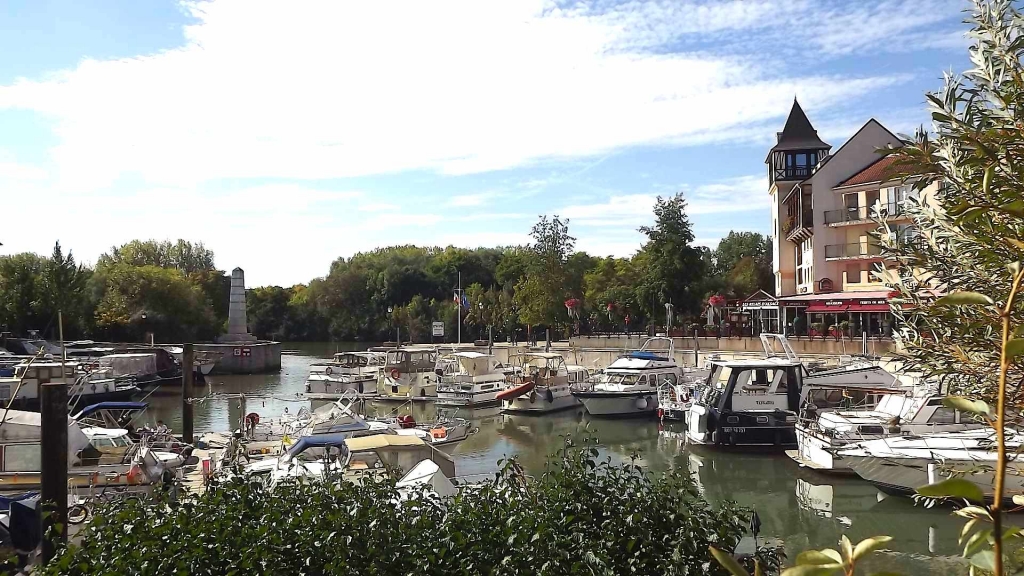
245, 412, 260, 426
390, 368, 400, 380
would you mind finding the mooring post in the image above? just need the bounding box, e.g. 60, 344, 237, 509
693, 328, 699, 368
40, 381, 68, 563
182, 343, 194, 444
545, 329, 550, 352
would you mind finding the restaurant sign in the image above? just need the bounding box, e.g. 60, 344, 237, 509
822, 298, 887, 307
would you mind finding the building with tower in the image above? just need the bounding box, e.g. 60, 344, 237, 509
765, 100, 938, 338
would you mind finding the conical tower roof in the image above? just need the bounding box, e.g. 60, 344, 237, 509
771, 99, 830, 152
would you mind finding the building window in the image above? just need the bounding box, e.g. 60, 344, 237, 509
797, 238, 813, 287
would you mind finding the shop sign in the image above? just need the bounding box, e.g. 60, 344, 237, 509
822, 298, 887, 307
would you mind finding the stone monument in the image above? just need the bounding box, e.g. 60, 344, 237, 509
198, 266, 281, 374
219, 267, 257, 343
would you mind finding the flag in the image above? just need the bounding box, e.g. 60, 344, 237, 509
453, 291, 460, 306
461, 294, 470, 310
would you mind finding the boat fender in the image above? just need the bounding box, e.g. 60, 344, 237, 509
529, 391, 537, 404
390, 368, 401, 380
325, 366, 333, 375
419, 388, 427, 398
636, 396, 648, 410
544, 388, 554, 404
103, 383, 109, 393
245, 412, 261, 427
357, 381, 364, 394
91, 383, 97, 393
657, 408, 664, 420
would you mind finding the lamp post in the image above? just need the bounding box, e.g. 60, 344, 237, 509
140, 311, 153, 346
387, 306, 394, 344
478, 302, 484, 340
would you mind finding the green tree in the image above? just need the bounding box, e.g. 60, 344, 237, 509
38, 241, 89, 337
515, 216, 575, 331
637, 193, 705, 318
92, 264, 218, 342
0, 253, 47, 335
711, 231, 773, 298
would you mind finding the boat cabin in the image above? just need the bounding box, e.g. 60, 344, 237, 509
385, 347, 438, 375
698, 359, 803, 413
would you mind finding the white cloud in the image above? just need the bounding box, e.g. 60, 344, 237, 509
448, 192, 499, 207
686, 175, 769, 215
559, 194, 657, 227
0, 0, 938, 190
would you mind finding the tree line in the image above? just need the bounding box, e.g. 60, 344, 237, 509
0, 193, 772, 343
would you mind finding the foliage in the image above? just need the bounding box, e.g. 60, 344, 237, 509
97, 239, 216, 275
713, 232, 773, 299
0, 252, 50, 335
91, 264, 219, 342
637, 193, 706, 316
515, 215, 576, 329
43, 440, 749, 576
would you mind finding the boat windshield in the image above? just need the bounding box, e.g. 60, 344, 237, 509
706, 365, 733, 390
596, 373, 644, 386
334, 354, 369, 368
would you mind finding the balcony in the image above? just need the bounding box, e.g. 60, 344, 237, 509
824, 204, 908, 226
825, 242, 883, 260
773, 166, 812, 181
783, 213, 813, 243
842, 269, 883, 291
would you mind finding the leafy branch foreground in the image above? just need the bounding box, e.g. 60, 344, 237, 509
43, 441, 748, 576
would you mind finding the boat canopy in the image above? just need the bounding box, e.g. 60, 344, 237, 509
72, 401, 148, 420
0, 409, 91, 464
284, 432, 351, 459
626, 351, 669, 361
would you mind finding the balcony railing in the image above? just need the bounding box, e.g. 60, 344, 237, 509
824, 242, 883, 259
824, 204, 907, 225
773, 167, 813, 181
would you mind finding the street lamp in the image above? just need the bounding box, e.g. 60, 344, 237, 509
387, 306, 394, 343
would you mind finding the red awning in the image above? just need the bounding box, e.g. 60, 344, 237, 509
806, 303, 890, 313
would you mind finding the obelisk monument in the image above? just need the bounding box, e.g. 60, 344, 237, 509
219, 267, 256, 343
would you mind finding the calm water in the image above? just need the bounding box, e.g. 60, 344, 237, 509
140, 342, 967, 574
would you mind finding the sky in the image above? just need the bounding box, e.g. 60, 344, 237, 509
0, 0, 971, 287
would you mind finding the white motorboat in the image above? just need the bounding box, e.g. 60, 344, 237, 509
839, 429, 1024, 505
686, 333, 910, 449
790, 386, 981, 473
306, 351, 385, 398
165, 346, 220, 375
499, 352, 589, 414
378, 346, 439, 400
241, 432, 456, 486
435, 352, 507, 407
0, 362, 139, 409
0, 409, 183, 490
572, 337, 681, 417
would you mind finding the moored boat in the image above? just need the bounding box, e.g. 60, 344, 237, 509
839, 429, 1024, 505
435, 351, 507, 407
378, 346, 439, 401
306, 351, 385, 398
573, 337, 681, 417
500, 352, 589, 414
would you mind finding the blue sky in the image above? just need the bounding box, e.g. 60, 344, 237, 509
0, 0, 969, 287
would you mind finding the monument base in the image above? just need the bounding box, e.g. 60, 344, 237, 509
215, 333, 258, 344
196, 341, 282, 374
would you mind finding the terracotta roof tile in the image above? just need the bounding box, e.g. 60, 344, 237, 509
838, 155, 899, 187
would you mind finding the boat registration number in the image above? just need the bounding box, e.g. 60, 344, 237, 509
721, 427, 747, 433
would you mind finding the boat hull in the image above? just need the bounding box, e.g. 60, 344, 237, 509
686, 405, 796, 448
845, 453, 1024, 505
306, 377, 379, 397
435, 390, 500, 407
503, 388, 579, 414
574, 391, 658, 417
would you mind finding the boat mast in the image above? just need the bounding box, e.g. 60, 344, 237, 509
457, 271, 462, 346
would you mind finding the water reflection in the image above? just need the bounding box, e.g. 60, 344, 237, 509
140, 343, 967, 575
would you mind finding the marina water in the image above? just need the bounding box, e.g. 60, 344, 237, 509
139, 342, 969, 575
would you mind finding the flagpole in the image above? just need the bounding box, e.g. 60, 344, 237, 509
457, 271, 462, 346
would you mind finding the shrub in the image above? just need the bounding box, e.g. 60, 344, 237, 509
42, 438, 748, 576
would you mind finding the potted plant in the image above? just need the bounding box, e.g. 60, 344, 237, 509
810, 322, 825, 338
838, 320, 851, 337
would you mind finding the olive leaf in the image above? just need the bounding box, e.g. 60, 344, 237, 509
932, 291, 995, 306
709, 546, 749, 576
916, 478, 985, 503
852, 535, 893, 560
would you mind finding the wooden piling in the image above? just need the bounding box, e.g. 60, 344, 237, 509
182, 343, 194, 444
40, 381, 68, 563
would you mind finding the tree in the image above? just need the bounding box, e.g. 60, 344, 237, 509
515, 216, 575, 331
0, 253, 47, 334
92, 264, 218, 342
39, 241, 89, 337
98, 239, 215, 275
712, 232, 773, 298
637, 193, 705, 316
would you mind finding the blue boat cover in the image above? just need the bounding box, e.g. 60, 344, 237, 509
72, 401, 149, 420
0, 492, 39, 511
626, 351, 669, 361
285, 432, 352, 458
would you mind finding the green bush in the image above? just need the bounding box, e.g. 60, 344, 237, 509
43, 438, 748, 575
